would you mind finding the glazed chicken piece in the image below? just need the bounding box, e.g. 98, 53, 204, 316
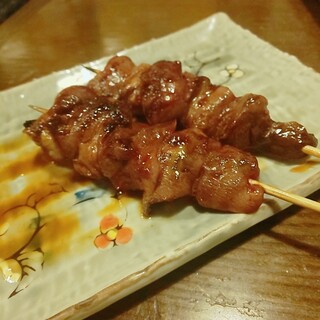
24, 86, 264, 214
87, 55, 317, 160
88, 56, 195, 124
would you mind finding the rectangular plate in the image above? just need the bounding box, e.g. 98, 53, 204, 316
1, 13, 320, 320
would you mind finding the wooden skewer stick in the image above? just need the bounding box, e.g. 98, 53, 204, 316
250, 179, 320, 212
83, 65, 100, 74
302, 145, 320, 159
28, 105, 48, 113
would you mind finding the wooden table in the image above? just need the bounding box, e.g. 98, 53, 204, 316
1, 1, 319, 319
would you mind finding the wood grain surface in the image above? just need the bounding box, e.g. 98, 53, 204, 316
0, 1, 319, 319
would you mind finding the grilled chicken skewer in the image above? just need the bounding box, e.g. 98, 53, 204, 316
86, 56, 318, 161
24, 87, 320, 214
24, 87, 263, 214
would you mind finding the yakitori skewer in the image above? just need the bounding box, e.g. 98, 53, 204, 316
84, 56, 318, 162
28, 102, 320, 162
26, 95, 320, 212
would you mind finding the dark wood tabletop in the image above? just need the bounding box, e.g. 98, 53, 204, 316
1, 1, 319, 319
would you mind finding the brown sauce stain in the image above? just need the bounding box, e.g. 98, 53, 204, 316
0, 134, 30, 153
0, 163, 91, 215
98, 198, 125, 217
118, 193, 144, 217
0, 134, 96, 263
37, 212, 80, 262
0, 149, 50, 181
0, 205, 38, 258
290, 160, 319, 173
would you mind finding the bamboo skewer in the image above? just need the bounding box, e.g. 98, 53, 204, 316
83, 65, 100, 74
29, 101, 320, 161
82, 66, 320, 158
83, 65, 320, 159
302, 145, 320, 159
28, 106, 320, 160
28, 105, 48, 113
27, 104, 320, 212
250, 179, 320, 212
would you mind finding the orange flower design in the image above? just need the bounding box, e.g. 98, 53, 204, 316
94, 215, 133, 249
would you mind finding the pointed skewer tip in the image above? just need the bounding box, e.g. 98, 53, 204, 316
28, 105, 48, 114
83, 65, 100, 74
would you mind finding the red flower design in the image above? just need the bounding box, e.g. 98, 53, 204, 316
94, 215, 133, 249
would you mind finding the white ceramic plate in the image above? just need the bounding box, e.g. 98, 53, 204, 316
1, 13, 320, 320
